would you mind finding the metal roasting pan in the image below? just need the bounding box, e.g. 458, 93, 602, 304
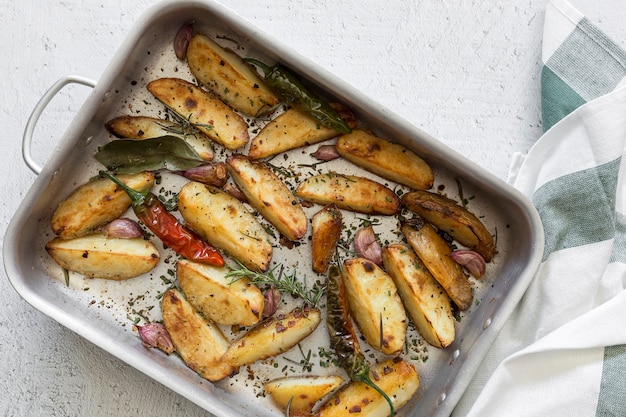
4, 1, 544, 416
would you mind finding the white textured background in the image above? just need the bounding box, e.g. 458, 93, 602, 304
2, 1, 625, 416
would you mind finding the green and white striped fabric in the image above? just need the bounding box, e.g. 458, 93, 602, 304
541, 1, 626, 132
454, 1, 626, 415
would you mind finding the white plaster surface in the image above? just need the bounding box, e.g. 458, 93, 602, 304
1, 1, 625, 416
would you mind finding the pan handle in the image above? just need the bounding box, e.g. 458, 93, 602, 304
22, 75, 96, 175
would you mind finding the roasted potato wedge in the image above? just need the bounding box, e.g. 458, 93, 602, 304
402, 190, 496, 262
316, 358, 420, 417
265, 375, 344, 417
161, 288, 235, 381
51, 171, 155, 239
223, 307, 321, 368
249, 109, 340, 160
295, 172, 400, 215
147, 77, 249, 150
186, 33, 279, 117
177, 259, 264, 326
226, 154, 308, 241
342, 258, 407, 354
46, 234, 159, 280
178, 181, 272, 271
382, 244, 455, 348
336, 130, 434, 190
311, 205, 343, 274
105, 115, 214, 161
401, 219, 473, 310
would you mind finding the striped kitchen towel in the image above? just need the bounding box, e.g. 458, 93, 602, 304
454, 0, 626, 416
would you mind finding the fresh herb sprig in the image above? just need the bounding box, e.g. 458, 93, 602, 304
284, 344, 315, 373
166, 110, 215, 134
226, 260, 325, 307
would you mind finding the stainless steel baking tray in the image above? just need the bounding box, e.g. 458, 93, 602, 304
4, 1, 544, 416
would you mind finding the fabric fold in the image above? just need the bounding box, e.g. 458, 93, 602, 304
455, 1, 626, 415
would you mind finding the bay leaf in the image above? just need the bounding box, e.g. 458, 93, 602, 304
95, 136, 205, 174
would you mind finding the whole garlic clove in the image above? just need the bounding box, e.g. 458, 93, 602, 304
135, 323, 175, 354
174, 21, 194, 60
180, 162, 229, 187
353, 226, 383, 266
104, 218, 143, 239
450, 250, 486, 278
263, 286, 281, 317
312, 144, 341, 161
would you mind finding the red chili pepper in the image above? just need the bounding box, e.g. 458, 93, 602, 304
101, 171, 224, 267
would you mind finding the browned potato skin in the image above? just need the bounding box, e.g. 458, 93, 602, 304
264, 375, 344, 417
222, 307, 321, 368
186, 33, 279, 117
51, 171, 155, 239
147, 78, 249, 150
226, 154, 308, 241
329, 103, 358, 130
248, 103, 357, 160
105, 115, 168, 138
161, 288, 236, 382
401, 219, 473, 310
295, 172, 400, 215
176, 259, 264, 326
342, 258, 407, 354
105, 115, 214, 161
336, 130, 434, 190
402, 190, 496, 262
311, 205, 342, 274
248, 109, 338, 160
45, 234, 159, 280
315, 358, 420, 417
382, 244, 455, 348
178, 181, 272, 272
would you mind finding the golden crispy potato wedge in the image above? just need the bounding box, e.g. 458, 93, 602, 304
46, 234, 159, 280
147, 77, 249, 150
311, 205, 343, 274
105, 115, 214, 160
178, 181, 272, 271
342, 258, 407, 354
161, 288, 235, 381
223, 307, 321, 368
177, 259, 264, 326
336, 130, 434, 190
401, 190, 496, 262
186, 33, 279, 117
265, 375, 344, 417
248, 103, 356, 160
295, 172, 400, 215
401, 219, 473, 310
316, 358, 420, 417
226, 154, 308, 241
382, 244, 455, 348
51, 171, 154, 239
249, 109, 338, 160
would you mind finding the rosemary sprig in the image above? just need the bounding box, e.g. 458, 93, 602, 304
157, 113, 196, 138
265, 161, 297, 179
297, 160, 332, 170
329, 172, 356, 182
225, 260, 325, 307
159, 112, 214, 138
284, 344, 315, 372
